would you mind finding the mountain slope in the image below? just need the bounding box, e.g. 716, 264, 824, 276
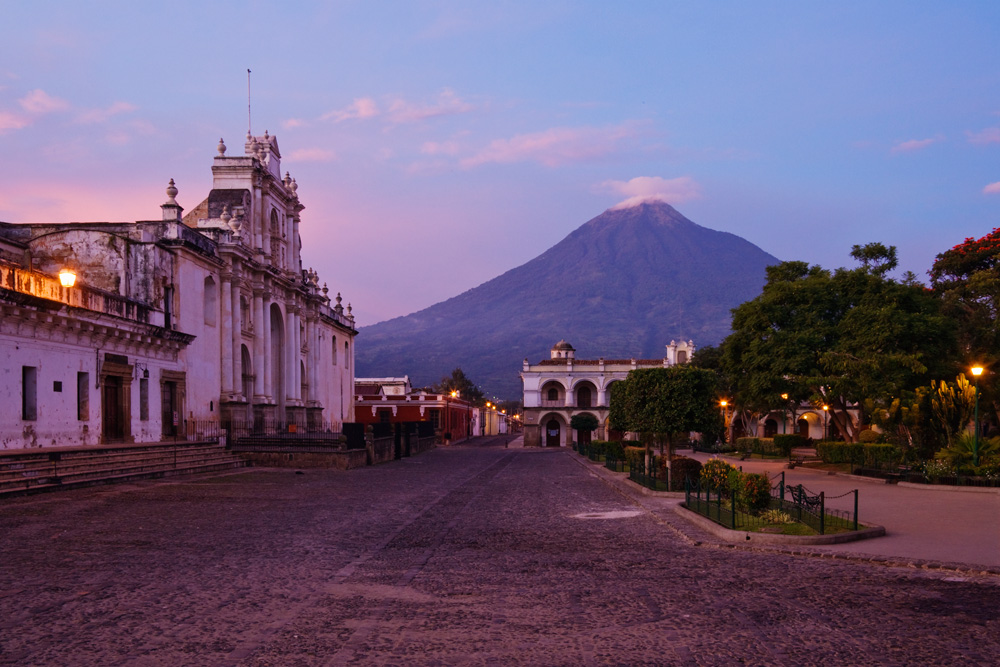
355, 202, 779, 398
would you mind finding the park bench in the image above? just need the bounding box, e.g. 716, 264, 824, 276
786, 484, 821, 513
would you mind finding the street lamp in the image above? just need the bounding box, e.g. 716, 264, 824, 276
781, 393, 789, 434
972, 365, 984, 465
58, 269, 77, 287
720, 400, 729, 444
822, 405, 829, 441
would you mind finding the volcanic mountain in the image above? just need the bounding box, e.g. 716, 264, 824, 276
355, 201, 780, 398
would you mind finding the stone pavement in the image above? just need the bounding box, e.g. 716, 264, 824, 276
1, 437, 998, 665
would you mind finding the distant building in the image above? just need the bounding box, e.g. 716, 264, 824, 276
520, 339, 695, 447
354, 383, 474, 443
1, 132, 357, 450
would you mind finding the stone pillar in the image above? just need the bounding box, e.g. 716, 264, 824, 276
253, 288, 265, 399
262, 291, 272, 401
287, 306, 300, 402
231, 280, 242, 398
220, 276, 234, 397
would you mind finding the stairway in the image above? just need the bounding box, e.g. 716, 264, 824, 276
0, 441, 249, 498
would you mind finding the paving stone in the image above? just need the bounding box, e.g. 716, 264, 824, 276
0, 439, 997, 665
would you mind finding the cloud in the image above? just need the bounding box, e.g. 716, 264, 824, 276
286, 148, 336, 163
890, 136, 941, 153
0, 111, 30, 133
18, 89, 69, 114
321, 97, 379, 122
421, 140, 462, 156
602, 176, 702, 209
968, 127, 1000, 145
75, 101, 137, 124
282, 118, 308, 129
984, 181, 1000, 195
386, 89, 475, 124
462, 124, 637, 168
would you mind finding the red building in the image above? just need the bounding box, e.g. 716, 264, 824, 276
354, 382, 473, 443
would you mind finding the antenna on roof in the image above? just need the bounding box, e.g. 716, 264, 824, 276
247, 68, 252, 135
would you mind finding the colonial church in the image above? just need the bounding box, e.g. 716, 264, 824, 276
0, 132, 357, 449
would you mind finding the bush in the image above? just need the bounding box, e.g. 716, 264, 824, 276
858, 429, 881, 443
700, 457, 738, 493
604, 441, 625, 460
816, 441, 902, 468
773, 433, 808, 456
736, 437, 781, 457
734, 472, 772, 514
670, 456, 702, 491
624, 446, 646, 470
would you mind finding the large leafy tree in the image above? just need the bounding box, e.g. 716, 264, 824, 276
930, 226, 1000, 428
432, 368, 485, 405
723, 244, 955, 442
608, 366, 722, 457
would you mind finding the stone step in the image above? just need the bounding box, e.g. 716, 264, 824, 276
0, 443, 248, 498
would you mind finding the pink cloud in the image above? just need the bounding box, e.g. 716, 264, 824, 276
386, 89, 475, 124
282, 118, 308, 129
421, 140, 462, 156
75, 101, 137, 124
321, 97, 379, 122
0, 111, 30, 133
890, 137, 941, 153
602, 176, 702, 209
968, 127, 1000, 145
984, 181, 1000, 195
18, 89, 69, 114
462, 124, 637, 168
286, 148, 336, 163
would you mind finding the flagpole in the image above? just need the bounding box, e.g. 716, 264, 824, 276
247, 68, 252, 136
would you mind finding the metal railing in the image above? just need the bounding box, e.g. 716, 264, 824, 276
685, 472, 859, 534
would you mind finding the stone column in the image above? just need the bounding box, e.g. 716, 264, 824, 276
253, 287, 265, 399
287, 306, 300, 402
220, 276, 234, 397
262, 291, 272, 402
231, 279, 242, 398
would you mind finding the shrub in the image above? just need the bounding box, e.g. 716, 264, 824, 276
858, 429, 881, 443
624, 446, 646, 470
923, 458, 954, 482
773, 433, 808, 456
670, 456, 703, 491
700, 457, 737, 493
604, 441, 625, 460
816, 441, 901, 468
760, 509, 793, 524
734, 472, 772, 514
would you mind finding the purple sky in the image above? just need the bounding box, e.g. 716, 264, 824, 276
2, 2, 998, 326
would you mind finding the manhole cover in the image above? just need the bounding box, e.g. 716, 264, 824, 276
571, 510, 643, 520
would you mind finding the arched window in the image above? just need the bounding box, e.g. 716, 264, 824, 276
677, 350, 687, 364
269, 209, 283, 268
344, 341, 350, 369
241, 345, 253, 400
332, 335, 338, 365
203, 276, 217, 326
547, 387, 559, 401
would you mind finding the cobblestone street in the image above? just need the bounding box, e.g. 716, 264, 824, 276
2, 439, 998, 666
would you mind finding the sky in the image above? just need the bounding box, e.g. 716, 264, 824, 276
1, 1, 998, 326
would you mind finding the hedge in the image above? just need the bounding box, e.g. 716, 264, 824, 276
773, 433, 809, 455
669, 456, 702, 491
815, 441, 902, 467
735, 437, 782, 457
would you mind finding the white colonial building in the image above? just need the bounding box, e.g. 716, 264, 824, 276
520, 339, 695, 447
0, 132, 357, 449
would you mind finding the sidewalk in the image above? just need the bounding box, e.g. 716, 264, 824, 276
572, 449, 1000, 572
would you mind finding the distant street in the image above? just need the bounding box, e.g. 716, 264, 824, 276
1, 440, 998, 665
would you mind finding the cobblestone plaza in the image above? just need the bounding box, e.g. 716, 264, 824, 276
1, 439, 998, 665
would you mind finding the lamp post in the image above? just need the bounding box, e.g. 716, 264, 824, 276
720, 400, 729, 444
58, 269, 76, 288
971, 365, 984, 466
822, 405, 829, 441
781, 393, 789, 434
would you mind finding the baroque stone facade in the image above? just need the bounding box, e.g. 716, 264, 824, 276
0, 132, 357, 449
520, 339, 695, 448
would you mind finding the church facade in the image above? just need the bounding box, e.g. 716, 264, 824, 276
0, 132, 357, 450
520, 339, 695, 447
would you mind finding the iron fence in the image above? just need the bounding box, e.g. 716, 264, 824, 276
685, 472, 859, 534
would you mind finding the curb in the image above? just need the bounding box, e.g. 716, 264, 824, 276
674, 503, 886, 545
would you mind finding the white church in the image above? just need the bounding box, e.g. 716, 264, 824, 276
0, 132, 357, 449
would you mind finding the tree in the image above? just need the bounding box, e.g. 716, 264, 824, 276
432, 368, 485, 405
569, 413, 599, 444
930, 226, 1000, 430
609, 366, 722, 463
723, 245, 955, 441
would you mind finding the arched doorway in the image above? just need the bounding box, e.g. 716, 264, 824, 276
545, 419, 561, 447
574, 381, 597, 408
270, 304, 285, 416
764, 418, 778, 438
797, 418, 809, 437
